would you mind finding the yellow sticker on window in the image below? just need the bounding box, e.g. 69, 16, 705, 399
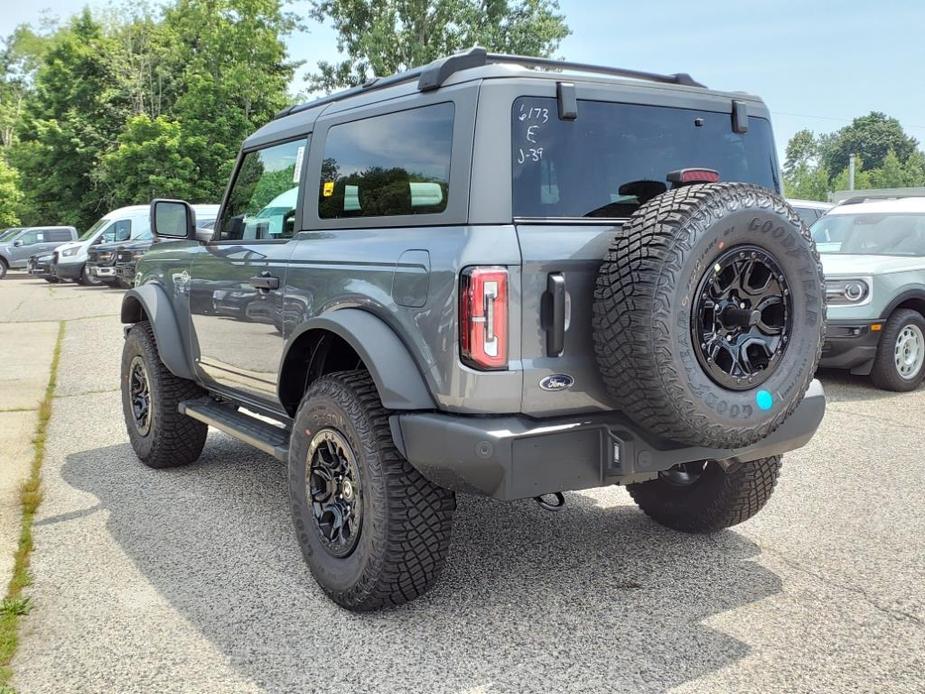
323, 181, 334, 197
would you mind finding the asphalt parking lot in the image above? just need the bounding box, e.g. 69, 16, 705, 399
2, 272, 924, 693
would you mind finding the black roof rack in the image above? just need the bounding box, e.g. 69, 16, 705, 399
274, 47, 706, 121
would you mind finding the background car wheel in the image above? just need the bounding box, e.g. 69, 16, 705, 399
593, 183, 825, 449
120, 321, 208, 468
288, 370, 456, 611
79, 264, 102, 286
869, 309, 925, 391
43, 276, 60, 283
0, 259, 7, 279
627, 456, 782, 533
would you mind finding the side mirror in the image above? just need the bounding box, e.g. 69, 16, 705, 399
151, 199, 195, 239
13, 240, 22, 247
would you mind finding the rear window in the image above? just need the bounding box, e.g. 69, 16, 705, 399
512, 97, 779, 219
319, 103, 454, 219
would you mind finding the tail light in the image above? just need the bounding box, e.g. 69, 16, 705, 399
667, 168, 720, 186
460, 266, 508, 370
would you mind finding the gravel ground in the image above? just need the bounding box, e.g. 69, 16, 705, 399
5, 275, 925, 693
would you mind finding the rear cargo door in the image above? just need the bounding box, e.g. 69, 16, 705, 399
516, 223, 616, 415
511, 95, 780, 416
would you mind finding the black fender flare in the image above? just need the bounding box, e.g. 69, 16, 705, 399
879, 288, 925, 320
120, 283, 194, 380
283, 309, 435, 410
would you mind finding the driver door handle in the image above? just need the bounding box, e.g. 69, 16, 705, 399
249, 273, 279, 291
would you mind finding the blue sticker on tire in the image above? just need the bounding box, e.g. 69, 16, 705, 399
756, 390, 774, 411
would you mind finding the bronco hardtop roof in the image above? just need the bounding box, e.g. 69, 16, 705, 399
275, 48, 709, 121
246, 48, 766, 150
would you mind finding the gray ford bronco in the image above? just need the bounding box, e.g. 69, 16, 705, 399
120, 49, 827, 611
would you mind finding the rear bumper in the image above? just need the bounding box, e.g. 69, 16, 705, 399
393, 380, 826, 500
819, 320, 881, 374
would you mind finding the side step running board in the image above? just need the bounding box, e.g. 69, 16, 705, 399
179, 398, 290, 462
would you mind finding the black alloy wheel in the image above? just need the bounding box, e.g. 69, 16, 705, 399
128, 355, 152, 436
307, 428, 363, 558
692, 245, 792, 391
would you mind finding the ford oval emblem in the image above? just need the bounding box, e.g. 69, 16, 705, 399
539, 374, 574, 392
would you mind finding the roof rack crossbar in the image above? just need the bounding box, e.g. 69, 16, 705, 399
481, 53, 706, 89
274, 48, 706, 121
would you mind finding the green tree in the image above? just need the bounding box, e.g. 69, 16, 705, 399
783, 128, 817, 176
159, 0, 299, 200
308, 0, 571, 91
11, 10, 130, 228
783, 163, 829, 202
0, 154, 23, 226
829, 160, 872, 193
867, 149, 913, 189
96, 115, 200, 205
820, 111, 919, 175
0, 24, 53, 148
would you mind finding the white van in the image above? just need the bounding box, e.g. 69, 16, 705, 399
53, 204, 218, 285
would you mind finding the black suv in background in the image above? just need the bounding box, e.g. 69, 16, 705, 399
120, 49, 826, 610
114, 218, 215, 288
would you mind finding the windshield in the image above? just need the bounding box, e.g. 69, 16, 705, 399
79, 218, 110, 241
811, 213, 925, 256
0, 228, 23, 242
512, 97, 780, 219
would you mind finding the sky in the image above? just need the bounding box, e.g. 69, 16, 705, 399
3, 0, 925, 163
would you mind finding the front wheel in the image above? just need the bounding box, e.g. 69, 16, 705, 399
0, 259, 7, 279
869, 309, 925, 391
627, 456, 782, 533
288, 370, 456, 611
79, 264, 102, 286
121, 322, 208, 468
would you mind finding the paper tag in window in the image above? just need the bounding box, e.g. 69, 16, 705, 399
323, 181, 334, 197
293, 145, 305, 183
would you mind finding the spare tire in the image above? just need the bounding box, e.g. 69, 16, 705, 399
593, 183, 825, 449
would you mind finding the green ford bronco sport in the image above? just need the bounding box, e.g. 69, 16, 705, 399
120, 49, 827, 610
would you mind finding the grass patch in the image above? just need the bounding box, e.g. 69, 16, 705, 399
0, 320, 64, 690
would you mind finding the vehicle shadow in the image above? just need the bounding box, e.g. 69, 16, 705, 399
816, 368, 922, 403
2, 272, 46, 283
60, 439, 782, 693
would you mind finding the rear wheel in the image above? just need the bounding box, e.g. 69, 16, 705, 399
44, 276, 60, 283
288, 370, 456, 611
121, 321, 208, 468
627, 457, 782, 533
870, 309, 925, 391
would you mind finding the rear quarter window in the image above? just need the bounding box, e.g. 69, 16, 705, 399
318, 102, 454, 219
512, 97, 780, 219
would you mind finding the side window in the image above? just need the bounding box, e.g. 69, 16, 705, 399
113, 219, 132, 242
318, 102, 454, 219
49, 230, 71, 242
19, 230, 42, 245
219, 137, 308, 241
